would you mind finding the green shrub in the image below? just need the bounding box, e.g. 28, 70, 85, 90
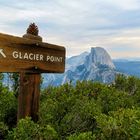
67, 132, 96, 140
0, 122, 8, 139
0, 87, 17, 128
7, 117, 57, 140
96, 108, 140, 139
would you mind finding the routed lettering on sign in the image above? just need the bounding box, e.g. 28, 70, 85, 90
13, 51, 44, 61
46, 55, 63, 62
12, 51, 63, 62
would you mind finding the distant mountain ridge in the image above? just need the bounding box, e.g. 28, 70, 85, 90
42, 47, 117, 87
114, 61, 140, 77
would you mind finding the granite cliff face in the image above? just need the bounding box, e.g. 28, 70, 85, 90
42, 47, 116, 87
89, 47, 115, 69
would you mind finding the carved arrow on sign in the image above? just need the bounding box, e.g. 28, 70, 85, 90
0, 49, 6, 58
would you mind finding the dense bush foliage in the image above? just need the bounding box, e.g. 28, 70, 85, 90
1, 74, 140, 139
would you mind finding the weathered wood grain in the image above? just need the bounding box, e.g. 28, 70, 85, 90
18, 72, 41, 121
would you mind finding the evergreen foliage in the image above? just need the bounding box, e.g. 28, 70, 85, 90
1, 74, 140, 139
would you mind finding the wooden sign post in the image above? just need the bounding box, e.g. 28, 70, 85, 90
0, 23, 65, 122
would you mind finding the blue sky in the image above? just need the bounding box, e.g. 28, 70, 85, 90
0, 0, 140, 58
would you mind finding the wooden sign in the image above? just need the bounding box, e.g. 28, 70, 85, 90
0, 33, 65, 73
0, 23, 66, 122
